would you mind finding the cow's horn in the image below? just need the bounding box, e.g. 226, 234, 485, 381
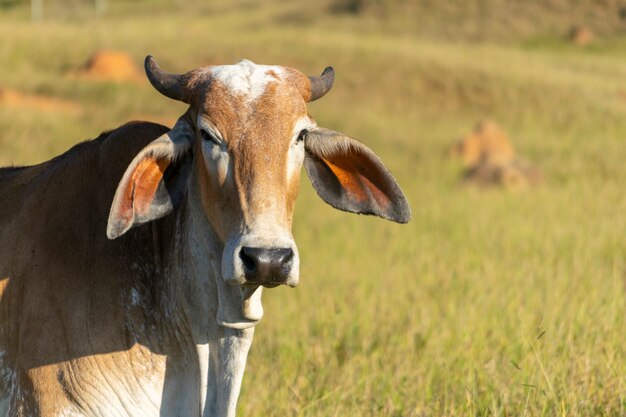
145, 55, 187, 102
308, 67, 335, 102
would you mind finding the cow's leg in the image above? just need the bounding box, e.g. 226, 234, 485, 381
205, 327, 254, 417
216, 327, 254, 417
218, 327, 254, 416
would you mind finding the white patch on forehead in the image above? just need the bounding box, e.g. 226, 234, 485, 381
210, 60, 284, 102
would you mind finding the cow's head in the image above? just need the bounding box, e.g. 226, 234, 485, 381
107, 56, 410, 325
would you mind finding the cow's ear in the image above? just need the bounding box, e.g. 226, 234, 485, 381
107, 118, 194, 239
304, 128, 411, 223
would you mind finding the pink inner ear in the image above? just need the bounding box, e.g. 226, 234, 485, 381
323, 156, 391, 210
126, 157, 170, 217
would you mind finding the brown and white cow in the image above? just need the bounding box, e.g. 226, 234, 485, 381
0, 56, 410, 417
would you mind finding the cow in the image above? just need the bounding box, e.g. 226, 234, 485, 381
0, 56, 410, 417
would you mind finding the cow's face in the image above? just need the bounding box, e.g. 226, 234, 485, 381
190, 61, 314, 288
107, 57, 410, 325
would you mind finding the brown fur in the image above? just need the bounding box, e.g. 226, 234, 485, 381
0, 122, 191, 414
194, 72, 309, 241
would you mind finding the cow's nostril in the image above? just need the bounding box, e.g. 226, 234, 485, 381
240, 247, 293, 284
279, 248, 294, 273
239, 248, 257, 274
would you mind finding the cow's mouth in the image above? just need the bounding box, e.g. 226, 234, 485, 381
216, 280, 265, 329
242, 282, 280, 288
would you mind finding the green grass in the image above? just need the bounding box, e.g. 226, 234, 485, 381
1, 2, 625, 416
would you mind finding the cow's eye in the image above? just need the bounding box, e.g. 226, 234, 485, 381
296, 129, 308, 143
201, 129, 219, 145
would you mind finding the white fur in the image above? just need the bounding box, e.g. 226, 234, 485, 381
56, 407, 83, 417
196, 343, 210, 417
129, 288, 141, 306
198, 116, 230, 186
210, 60, 284, 103
185, 174, 260, 415
288, 116, 316, 184
241, 286, 264, 321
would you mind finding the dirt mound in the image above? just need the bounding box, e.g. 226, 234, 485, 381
77, 50, 142, 82
0, 87, 80, 113
450, 120, 515, 167
451, 120, 541, 187
569, 26, 595, 46
463, 158, 542, 188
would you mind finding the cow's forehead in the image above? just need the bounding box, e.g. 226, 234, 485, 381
208, 60, 286, 102
192, 60, 309, 135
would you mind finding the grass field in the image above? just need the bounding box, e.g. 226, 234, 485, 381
1, 1, 625, 415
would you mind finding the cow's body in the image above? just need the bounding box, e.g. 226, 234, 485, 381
0, 57, 410, 416
0, 122, 250, 416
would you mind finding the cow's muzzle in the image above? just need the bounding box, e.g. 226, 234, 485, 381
239, 247, 294, 287
222, 230, 300, 287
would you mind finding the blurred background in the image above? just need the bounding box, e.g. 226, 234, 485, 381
1, 0, 625, 415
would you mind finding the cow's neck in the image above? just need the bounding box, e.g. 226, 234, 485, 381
150, 169, 256, 417
174, 168, 263, 336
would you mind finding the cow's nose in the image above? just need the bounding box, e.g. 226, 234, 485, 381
239, 247, 293, 286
